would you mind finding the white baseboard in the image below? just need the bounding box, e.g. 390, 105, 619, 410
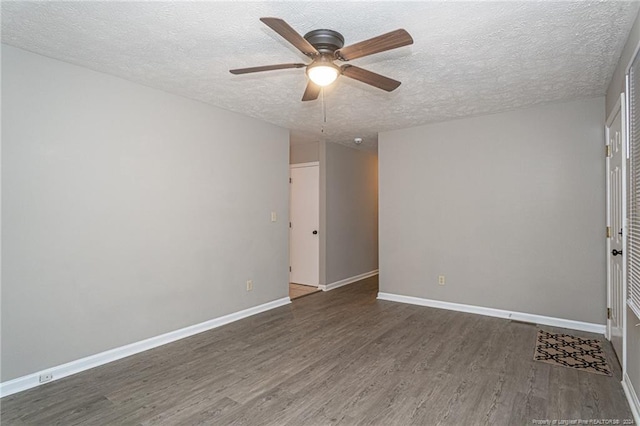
377, 292, 606, 335
0, 297, 291, 398
623, 373, 640, 425
319, 269, 379, 292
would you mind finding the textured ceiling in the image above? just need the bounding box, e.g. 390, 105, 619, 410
2, 2, 639, 151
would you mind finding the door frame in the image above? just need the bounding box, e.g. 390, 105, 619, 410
289, 161, 320, 286
291, 162, 320, 168
605, 92, 627, 373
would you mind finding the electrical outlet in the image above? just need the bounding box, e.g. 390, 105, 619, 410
39, 373, 53, 383
438, 275, 446, 285
246, 280, 253, 291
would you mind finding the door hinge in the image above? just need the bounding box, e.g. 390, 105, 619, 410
289, 266, 292, 272
289, 178, 292, 183
289, 222, 292, 228
606, 145, 611, 157
607, 226, 611, 238
607, 307, 611, 319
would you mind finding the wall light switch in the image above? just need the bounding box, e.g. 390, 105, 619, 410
271, 212, 277, 222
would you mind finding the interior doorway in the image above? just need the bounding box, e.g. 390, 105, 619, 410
289, 162, 320, 298
606, 93, 626, 363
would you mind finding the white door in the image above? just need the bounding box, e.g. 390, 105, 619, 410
606, 94, 626, 362
290, 163, 319, 286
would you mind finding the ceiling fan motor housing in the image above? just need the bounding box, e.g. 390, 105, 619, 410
304, 29, 345, 54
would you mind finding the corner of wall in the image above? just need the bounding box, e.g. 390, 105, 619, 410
606, 8, 640, 117
319, 140, 327, 286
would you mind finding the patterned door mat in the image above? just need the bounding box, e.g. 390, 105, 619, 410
533, 329, 612, 376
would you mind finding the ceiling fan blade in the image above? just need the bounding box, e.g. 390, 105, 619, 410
335, 29, 413, 61
341, 65, 401, 92
302, 81, 321, 101
260, 17, 319, 57
229, 63, 306, 75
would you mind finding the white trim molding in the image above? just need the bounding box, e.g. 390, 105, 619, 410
319, 270, 379, 292
377, 292, 606, 335
623, 373, 640, 425
0, 297, 291, 398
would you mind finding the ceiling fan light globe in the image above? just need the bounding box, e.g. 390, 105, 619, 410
307, 65, 339, 87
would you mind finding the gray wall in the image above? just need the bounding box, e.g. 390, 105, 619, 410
1, 46, 290, 382
606, 9, 640, 414
322, 142, 378, 285
290, 142, 319, 164
379, 97, 605, 324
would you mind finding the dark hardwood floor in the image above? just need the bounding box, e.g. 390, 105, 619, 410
1, 276, 633, 425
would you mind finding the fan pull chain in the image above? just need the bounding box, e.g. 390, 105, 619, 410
322, 88, 327, 123
319, 87, 327, 134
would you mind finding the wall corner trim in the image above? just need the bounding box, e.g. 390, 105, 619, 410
623, 373, 640, 425
376, 292, 606, 335
319, 270, 379, 292
0, 296, 291, 398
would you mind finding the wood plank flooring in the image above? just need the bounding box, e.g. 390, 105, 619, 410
1, 276, 634, 425
289, 283, 321, 300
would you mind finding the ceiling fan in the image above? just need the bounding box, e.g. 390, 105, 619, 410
229, 18, 414, 101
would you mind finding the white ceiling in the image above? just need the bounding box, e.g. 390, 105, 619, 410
2, 2, 639, 151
